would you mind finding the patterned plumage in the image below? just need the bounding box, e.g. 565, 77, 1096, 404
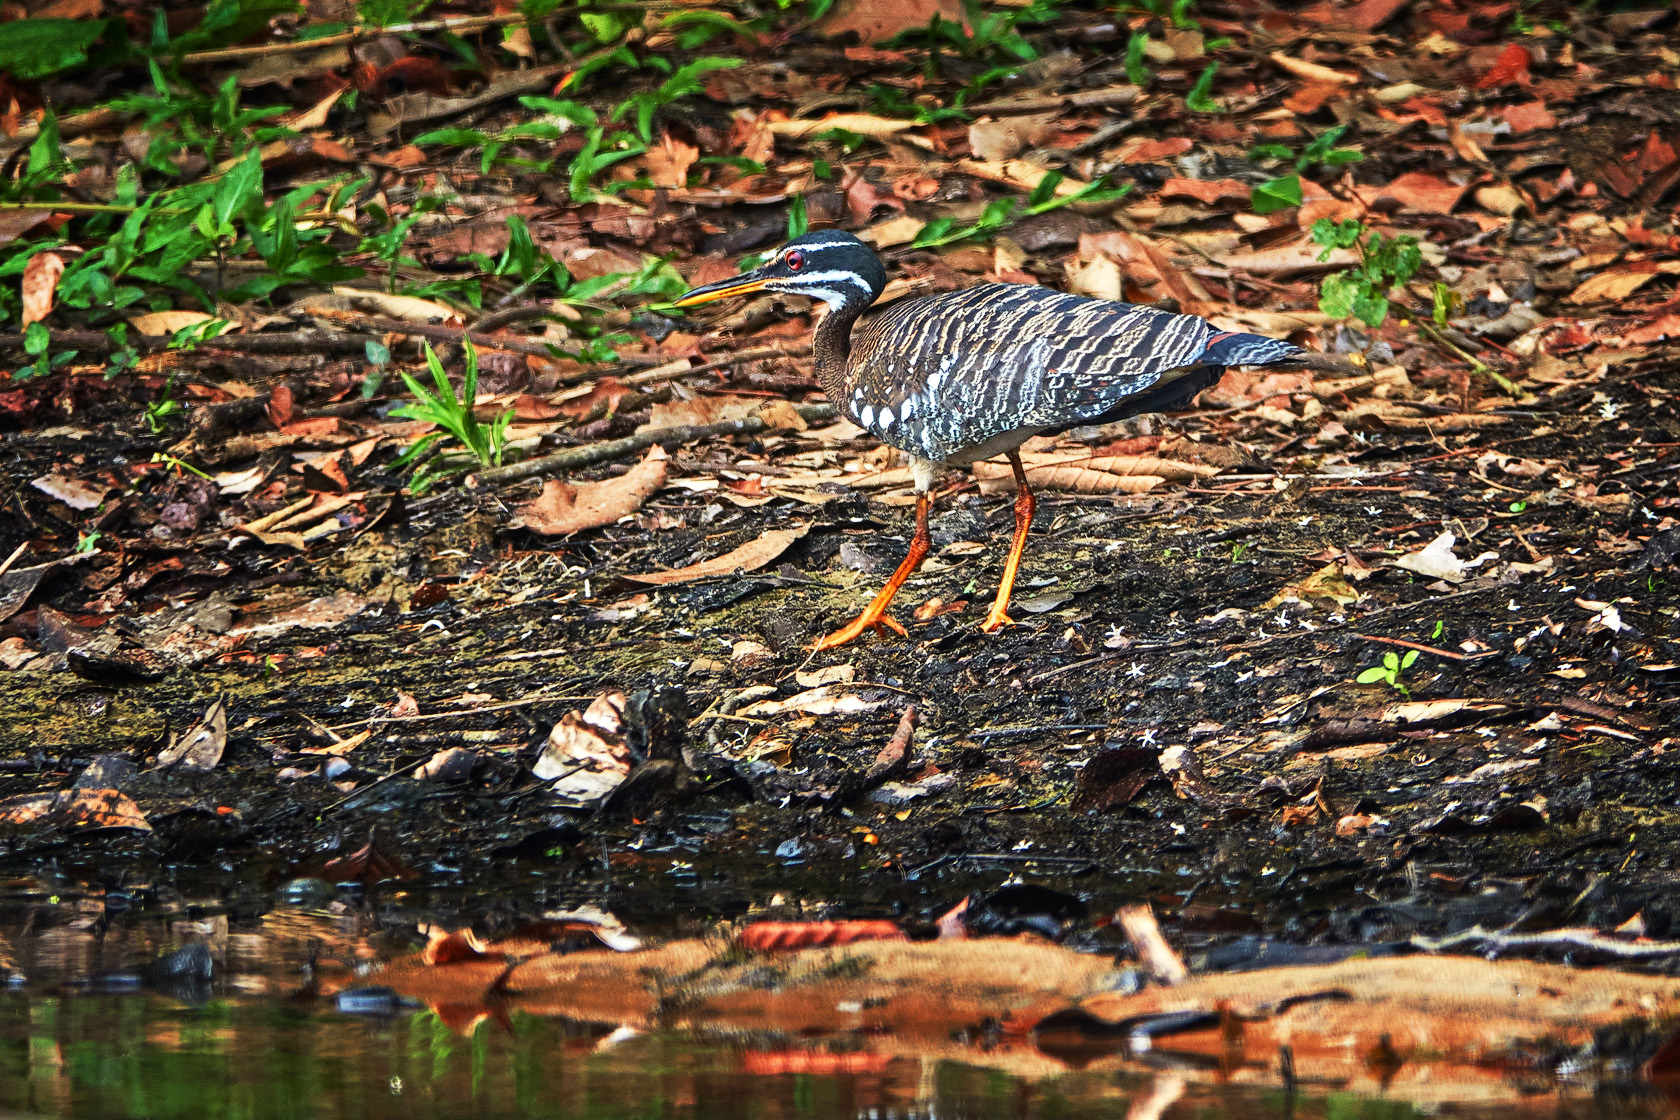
676, 230, 1335, 649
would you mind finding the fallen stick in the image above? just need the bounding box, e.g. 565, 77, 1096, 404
472, 403, 837, 486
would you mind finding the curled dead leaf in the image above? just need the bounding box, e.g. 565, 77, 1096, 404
513, 447, 668, 536
624, 525, 809, 585
20, 251, 63, 327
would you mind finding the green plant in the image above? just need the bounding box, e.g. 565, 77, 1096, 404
1431, 619, 1444, 640
1356, 649, 1418, 697
1184, 62, 1220, 112
1311, 218, 1422, 328
1508, 499, 1528, 513
1230, 540, 1250, 562
390, 342, 514, 491
912, 172, 1131, 249
612, 57, 744, 143
145, 375, 184, 432
411, 121, 564, 175
75, 530, 103, 553
1249, 125, 1362, 214
1125, 31, 1152, 85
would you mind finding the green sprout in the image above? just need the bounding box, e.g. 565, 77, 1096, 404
1357, 649, 1418, 697
390, 341, 514, 492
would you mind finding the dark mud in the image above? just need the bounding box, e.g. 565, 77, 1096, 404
3, 356, 1678, 954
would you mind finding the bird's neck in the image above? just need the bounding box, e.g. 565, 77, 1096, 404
811, 293, 871, 412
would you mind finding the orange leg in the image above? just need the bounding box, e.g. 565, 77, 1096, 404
981, 451, 1035, 634
812, 492, 933, 650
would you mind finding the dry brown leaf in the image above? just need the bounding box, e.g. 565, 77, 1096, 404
1268, 51, 1359, 84
31, 473, 109, 510
955, 158, 1087, 197
967, 112, 1057, 162
624, 525, 809, 585
513, 447, 668, 537
1566, 262, 1680, 304
128, 310, 234, 337
20, 250, 63, 327
331, 287, 459, 324
533, 692, 632, 807
646, 130, 699, 189
769, 114, 914, 140
1212, 242, 1357, 275
972, 459, 1163, 495
820, 0, 965, 43
1363, 170, 1468, 214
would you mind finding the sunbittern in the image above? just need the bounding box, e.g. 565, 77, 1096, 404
676, 230, 1335, 650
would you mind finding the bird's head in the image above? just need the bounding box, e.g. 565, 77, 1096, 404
674, 231, 887, 312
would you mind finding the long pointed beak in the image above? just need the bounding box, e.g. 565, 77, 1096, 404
673, 271, 774, 308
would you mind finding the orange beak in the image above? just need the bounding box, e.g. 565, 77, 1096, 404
673, 273, 775, 308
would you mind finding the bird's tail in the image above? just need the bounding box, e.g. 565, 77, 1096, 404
1202, 330, 1359, 375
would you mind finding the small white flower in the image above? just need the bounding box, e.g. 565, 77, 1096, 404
1127, 660, 1146, 678
1140, 728, 1158, 746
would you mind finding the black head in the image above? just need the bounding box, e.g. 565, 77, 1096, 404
675, 230, 887, 312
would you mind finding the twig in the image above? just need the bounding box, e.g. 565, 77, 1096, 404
179, 12, 532, 64
1353, 633, 1500, 662
1116, 903, 1189, 985
0, 540, 30, 580
472, 402, 836, 486
1417, 322, 1524, 396
1412, 925, 1680, 959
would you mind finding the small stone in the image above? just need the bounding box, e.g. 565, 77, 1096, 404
731, 640, 774, 669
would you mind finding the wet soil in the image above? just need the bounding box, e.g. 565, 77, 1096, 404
3, 358, 1678, 951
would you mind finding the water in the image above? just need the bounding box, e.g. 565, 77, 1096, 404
0, 887, 1673, 1120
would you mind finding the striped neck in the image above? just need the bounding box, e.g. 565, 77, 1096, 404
808, 284, 876, 416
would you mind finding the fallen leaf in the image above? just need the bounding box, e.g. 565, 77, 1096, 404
31, 473, 109, 510
513, 447, 668, 536
1160, 178, 1250, 206
1268, 51, 1358, 84
624, 525, 809, 585
128, 310, 234, 337
768, 114, 915, 140
0, 788, 150, 832
156, 697, 227, 771
533, 692, 632, 807
738, 684, 892, 717
646, 130, 698, 189
20, 250, 63, 327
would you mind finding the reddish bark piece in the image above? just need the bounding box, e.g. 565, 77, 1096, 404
738, 920, 909, 951
1476, 43, 1532, 89
0, 788, 151, 832
1116, 136, 1193, 163
1159, 177, 1249, 206
1499, 101, 1556, 133
423, 927, 503, 967
1377, 171, 1468, 214
1116, 903, 1189, 985
512, 447, 667, 536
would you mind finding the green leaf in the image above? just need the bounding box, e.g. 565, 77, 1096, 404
412, 128, 489, 148
1382, 652, 1400, 671
787, 195, 808, 239
1250, 174, 1302, 214
1355, 667, 1388, 684
214, 150, 263, 229
1350, 288, 1389, 328
1318, 272, 1361, 321
1400, 650, 1419, 669
1185, 62, 1220, 112
1249, 143, 1292, 162
1028, 171, 1064, 210
1124, 31, 1151, 86
0, 18, 112, 80
580, 11, 631, 41
23, 320, 48, 357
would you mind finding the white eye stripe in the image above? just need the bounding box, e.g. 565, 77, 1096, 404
787, 239, 862, 252
786, 268, 873, 291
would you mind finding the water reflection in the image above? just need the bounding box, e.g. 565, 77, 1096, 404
0, 888, 1675, 1120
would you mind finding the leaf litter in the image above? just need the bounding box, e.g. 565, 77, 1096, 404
0, 0, 1679, 1103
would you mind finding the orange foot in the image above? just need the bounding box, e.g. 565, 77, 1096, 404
979, 606, 1015, 634
811, 609, 908, 651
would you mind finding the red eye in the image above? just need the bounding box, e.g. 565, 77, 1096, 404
785, 250, 805, 271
